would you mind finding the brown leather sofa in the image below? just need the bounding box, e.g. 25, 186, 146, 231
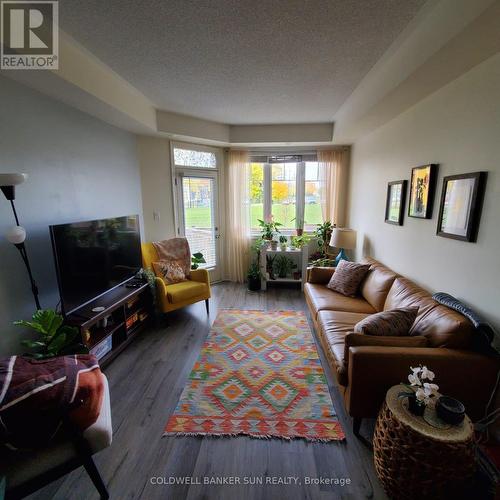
305, 257, 499, 432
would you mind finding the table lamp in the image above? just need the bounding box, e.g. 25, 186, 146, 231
329, 228, 357, 265
0, 173, 41, 310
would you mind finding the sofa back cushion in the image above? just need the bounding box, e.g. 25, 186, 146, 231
360, 263, 398, 311
410, 305, 474, 348
384, 277, 473, 348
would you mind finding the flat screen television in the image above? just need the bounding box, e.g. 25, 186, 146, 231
50, 215, 142, 315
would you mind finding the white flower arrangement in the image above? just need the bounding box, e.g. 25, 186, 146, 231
407, 365, 439, 408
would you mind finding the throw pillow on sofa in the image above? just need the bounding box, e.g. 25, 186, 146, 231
354, 307, 419, 336
326, 260, 370, 297
152, 260, 187, 284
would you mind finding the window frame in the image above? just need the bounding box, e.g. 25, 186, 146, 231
250, 155, 318, 235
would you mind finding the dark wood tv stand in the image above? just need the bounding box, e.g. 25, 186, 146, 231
66, 282, 154, 367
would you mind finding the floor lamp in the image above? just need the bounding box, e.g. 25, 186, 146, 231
0, 173, 41, 310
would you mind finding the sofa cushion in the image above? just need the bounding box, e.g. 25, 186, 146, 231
166, 281, 208, 303
152, 259, 186, 284
410, 305, 473, 348
354, 307, 419, 336
317, 310, 371, 386
326, 260, 370, 297
305, 283, 376, 317
384, 277, 473, 348
360, 264, 398, 311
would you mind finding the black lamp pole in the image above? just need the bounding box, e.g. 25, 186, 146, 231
1, 185, 41, 310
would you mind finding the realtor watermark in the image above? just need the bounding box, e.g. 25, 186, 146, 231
150, 475, 352, 487
1, 1, 58, 69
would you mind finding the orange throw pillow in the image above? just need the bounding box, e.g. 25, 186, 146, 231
152, 260, 187, 284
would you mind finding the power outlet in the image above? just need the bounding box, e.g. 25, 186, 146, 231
153, 211, 160, 222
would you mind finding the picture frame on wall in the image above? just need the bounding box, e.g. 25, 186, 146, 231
408, 164, 438, 219
384, 180, 407, 226
436, 171, 487, 242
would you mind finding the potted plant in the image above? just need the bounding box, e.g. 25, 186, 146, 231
247, 262, 262, 291
292, 269, 302, 280
258, 217, 282, 248
315, 220, 335, 257
15, 309, 89, 359
291, 234, 311, 249
273, 255, 296, 279
191, 252, 206, 269
266, 254, 277, 279
279, 235, 288, 250
399, 365, 439, 416
292, 217, 304, 236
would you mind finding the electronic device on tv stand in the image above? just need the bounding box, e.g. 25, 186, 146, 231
50, 214, 143, 317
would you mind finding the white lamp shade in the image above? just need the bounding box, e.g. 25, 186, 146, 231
6, 226, 26, 244
330, 228, 357, 249
0, 173, 28, 186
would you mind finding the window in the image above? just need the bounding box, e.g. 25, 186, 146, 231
173, 147, 217, 168
271, 162, 297, 229
304, 161, 323, 230
249, 163, 264, 230
248, 155, 324, 233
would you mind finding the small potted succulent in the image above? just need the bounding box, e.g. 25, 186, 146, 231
399, 365, 439, 416
279, 235, 288, 250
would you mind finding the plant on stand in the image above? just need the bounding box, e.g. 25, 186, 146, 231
279, 235, 288, 250
314, 220, 335, 257
273, 255, 296, 279
258, 217, 282, 249
292, 217, 304, 236
399, 365, 439, 416
191, 252, 206, 269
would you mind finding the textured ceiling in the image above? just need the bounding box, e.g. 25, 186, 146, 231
59, 0, 425, 125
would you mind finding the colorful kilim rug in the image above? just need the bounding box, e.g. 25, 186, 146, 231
165, 309, 344, 441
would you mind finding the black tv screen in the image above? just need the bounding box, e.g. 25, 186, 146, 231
50, 215, 142, 315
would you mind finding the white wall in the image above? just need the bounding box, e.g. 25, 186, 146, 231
348, 52, 500, 329
0, 76, 143, 354
137, 136, 177, 242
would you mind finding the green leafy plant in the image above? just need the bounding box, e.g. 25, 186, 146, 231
291, 234, 311, 249
247, 261, 262, 280
257, 218, 282, 240
15, 310, 88, 359
315, 221, 335, 256
137, 268, 157, 304
191, 252, 206, 270
273, 255, 297, 278
279, 235, 288, 245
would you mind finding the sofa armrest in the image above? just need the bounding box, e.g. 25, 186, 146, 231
346, 346, 499, 421
190, 268, 210, 285
307, 266, 336, 284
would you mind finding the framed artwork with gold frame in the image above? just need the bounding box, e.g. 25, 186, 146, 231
408, 164, 438, 219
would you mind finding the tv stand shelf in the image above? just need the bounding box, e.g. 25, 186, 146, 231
67, 282, 154, 367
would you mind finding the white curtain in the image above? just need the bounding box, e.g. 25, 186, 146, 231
318, 149, 348, 227
225, 150, 250, 282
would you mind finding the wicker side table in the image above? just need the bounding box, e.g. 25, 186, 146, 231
373, 385, 475, 499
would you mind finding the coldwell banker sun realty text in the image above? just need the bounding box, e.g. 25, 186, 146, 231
1, 0, 58, 69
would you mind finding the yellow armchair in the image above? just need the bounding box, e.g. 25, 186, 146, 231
141, 242, 211, 314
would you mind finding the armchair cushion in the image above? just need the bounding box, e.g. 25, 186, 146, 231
152, 260, 186, 284
166, 281, 208, 304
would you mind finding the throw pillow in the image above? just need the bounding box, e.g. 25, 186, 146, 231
326, 260, 370, 297
152, 260, 186, 284
354, 307, 419, 336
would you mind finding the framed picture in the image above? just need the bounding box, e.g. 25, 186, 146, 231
385, 180, 407, 225
408, 164, 438, 219
436, 171, 487, 242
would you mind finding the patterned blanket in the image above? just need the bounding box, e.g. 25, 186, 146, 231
0, 355, 103, 449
